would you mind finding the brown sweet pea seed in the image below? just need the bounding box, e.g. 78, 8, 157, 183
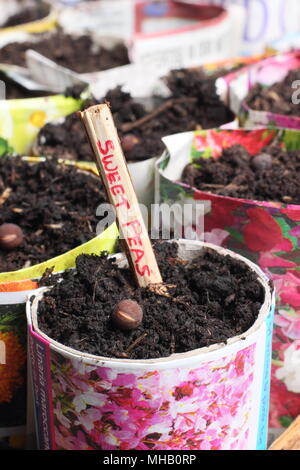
0, 223, 23, 250
251, 153, 272, 171
120, 134, 141, 153
112, 299, 143, 331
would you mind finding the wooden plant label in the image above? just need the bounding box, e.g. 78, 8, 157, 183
80, 104, 162, 288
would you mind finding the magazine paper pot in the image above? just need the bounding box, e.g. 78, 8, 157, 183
0, 280, 38, 450
227, 51, 300, 130
0, 94, 82, 155
0, 223, 117, 450
156, 128, 300, 428
27, 239, 274, 451
128, 157, 156, 208
0, 159, 118, 449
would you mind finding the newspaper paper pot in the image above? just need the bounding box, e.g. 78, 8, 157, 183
0, 93, 82, 155
156, 127, 300, 428
227, 51, 300, 130
0, 158, 118, 449
27, 239, 274, 450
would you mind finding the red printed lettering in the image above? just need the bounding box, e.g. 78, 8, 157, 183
97, 139, 114, 155
132, 249, 145, 265
136, 264, 151, 277
107, 171, 120, 184
101, 155, 117, 172
111, 185, 125, 197
115, 194, 130, 209
128, 235, 142, 247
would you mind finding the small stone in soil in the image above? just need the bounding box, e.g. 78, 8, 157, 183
112, 299, 143, 331
0, 223, 23, 250
251, 153, 272, 171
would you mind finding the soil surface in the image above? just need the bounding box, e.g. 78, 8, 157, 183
37, 241, 265, 360
1, 3, 50, 28
182, 144, 300, 204
246, 67, 300, 117
0, 32, 129, 74
36, 68, 234, 162
0, 157, 107, 273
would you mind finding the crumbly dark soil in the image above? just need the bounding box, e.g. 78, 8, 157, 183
36, 68, 234, 162
0, 157, 107, 273
182, 144, 300, 204
0, 32, 129, 73
37, 241, 265, 360
246, 67, 300, 117
1, 3, 50, 28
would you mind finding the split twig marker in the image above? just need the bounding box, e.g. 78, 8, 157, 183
80, 104, 162, 288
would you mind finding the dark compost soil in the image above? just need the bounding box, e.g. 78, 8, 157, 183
37, 241, 265, 360
1, 3, 50, 28
36, 68, 235, 162
0, 32, 129, 74
245, 67, 300, 117
182, 144, 300, 204
0, 157, 107, 273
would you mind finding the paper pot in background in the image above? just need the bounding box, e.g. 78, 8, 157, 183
58, 0, 244, 74
226, 51, 300, 130
0, 1, 57, 35
27, 239, 274, 450
0, 94, 82, 155
156, 128, 300, 428
0, 157, 118, 449
193, 0, 300, 56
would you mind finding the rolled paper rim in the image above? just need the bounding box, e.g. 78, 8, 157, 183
236, 50, 300, 124
242, 100, 300, 125
27, 238, 274, 367
157, 128, 300, 210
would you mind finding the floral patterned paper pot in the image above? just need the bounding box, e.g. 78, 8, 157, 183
0, 94, 82, 155
27, 239, 274, 451
156, 128, 300, 428
226, 51, 300, 130
0, 157, 118, 449
0, 222, 117, 450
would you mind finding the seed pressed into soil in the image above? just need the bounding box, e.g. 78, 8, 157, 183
182, 144, 300, 204
0, 32, 129, 74
246, 67, 300, 117
0, 157, 107, 273
37, 241, 265, 360
36, 68, 234, 163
